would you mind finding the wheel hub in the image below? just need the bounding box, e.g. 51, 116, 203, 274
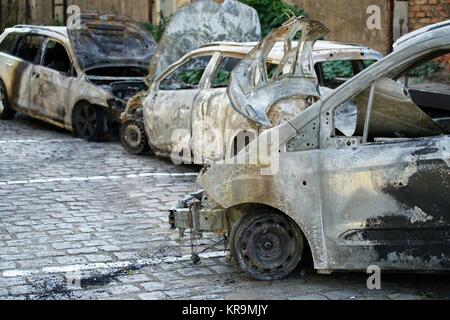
241, 219, 296, 272
234, 212, 304, 281
124, 124, 143, 148
76, 105, 97, 138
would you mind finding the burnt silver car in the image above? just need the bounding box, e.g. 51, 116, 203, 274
121, 22, 382, 162
172, 19, 450, 281
0, 13, 156, 141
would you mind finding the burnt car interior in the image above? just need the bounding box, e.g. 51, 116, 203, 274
43, 41, 71, 74
334, 51, 450, 142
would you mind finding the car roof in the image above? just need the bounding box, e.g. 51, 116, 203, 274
393, 19, 450, 50
4, 25, 68, 40
191, 40, 382, 62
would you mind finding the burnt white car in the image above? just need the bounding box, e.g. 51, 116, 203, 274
172, 19, 450, 281
0, 13, 155, 141
121, 22, 382, 162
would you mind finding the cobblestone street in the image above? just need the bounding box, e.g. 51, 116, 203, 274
1, 115, 450, 300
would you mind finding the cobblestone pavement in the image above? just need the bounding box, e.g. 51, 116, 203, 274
1, 115, 450, 300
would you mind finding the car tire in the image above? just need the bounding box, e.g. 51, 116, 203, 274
120, 120, 151, 155
0, 80, 16, 120
73, 103, 106, 141
232, 210, 304, 281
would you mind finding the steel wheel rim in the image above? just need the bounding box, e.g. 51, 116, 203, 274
124, 123, 143, 149
236, 214, 303, 279
77, 105, 97, 138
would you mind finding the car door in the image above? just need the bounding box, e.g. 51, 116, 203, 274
191, 54, 243, 163
320, 76, 450, 271
147, 55, 214, 157
29, 38, 75, 123
4, 34, 45, 112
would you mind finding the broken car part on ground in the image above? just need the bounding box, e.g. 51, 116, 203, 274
0, 12, 156, 141
171, 19, 450, 281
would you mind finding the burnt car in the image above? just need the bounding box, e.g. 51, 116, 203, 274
120, 23, 382, 161
171, 18, 450, 281
0, 13, 156, 141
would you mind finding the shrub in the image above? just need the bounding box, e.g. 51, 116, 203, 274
240, 0, 306, 37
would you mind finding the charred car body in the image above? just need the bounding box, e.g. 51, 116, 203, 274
171, 19, 450, 281
120, 18, 381, 161
0, 13, 156, 141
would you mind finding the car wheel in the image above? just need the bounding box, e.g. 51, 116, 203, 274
232, 210, 304, 281
0, 80, 16, 120
73, 103, 106, 141
120, 120, 151, 155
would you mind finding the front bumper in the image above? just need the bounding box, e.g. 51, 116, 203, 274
169, 190, 228, 236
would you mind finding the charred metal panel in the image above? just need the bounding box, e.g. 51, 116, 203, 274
148, 0, 261, 79
227, 17, 329, 127
320, 137, 450, 270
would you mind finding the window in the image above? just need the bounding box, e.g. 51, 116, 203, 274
15, 35, 45, 64
316, 59, 377, 89
404, 53, 450, 93
0, 33, 21, 55
160, 56, 212, 90
42, 40, 72, 74
211, 56, 241, 88
331, 51, 450, 142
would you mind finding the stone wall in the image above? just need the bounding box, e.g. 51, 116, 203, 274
285, 0, 392, 54
408, 0, 449, 31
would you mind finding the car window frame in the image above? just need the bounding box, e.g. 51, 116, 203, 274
205, 52, 244, 90
40, 37, 76, 77
14, 33, 47, 65
156, 53, 216, 91
0, 32, 22, 57
323, 47, 450, 147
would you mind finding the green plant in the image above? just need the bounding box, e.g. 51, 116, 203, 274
407, 61, 442, 81
49, 19, 64, 26
140, 13, 171, 42
240, 0, 306, 37
178, 69, 204, 86
321, 60, 354, 81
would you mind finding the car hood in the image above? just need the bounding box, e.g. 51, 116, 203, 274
67, 12, 157, 71
147, 0, 261, 79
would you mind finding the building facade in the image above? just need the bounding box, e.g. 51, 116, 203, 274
1, 0, 193, 31
286, 0, 449, 54
1, 0, 449, 53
